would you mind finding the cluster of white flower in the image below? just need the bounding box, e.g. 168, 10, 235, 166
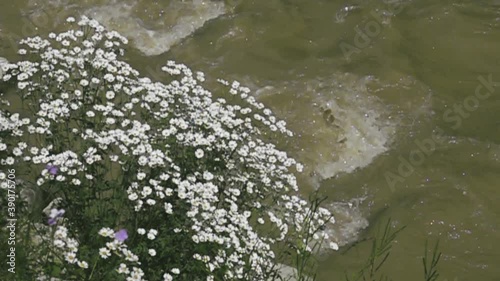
52, 226, 89, 269
98, 227, 145, 281
0, 16, 339, 280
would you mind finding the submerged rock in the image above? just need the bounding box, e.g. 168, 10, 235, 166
272, 264, 299, 281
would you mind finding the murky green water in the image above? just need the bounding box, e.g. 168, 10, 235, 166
1, 0, 500, 280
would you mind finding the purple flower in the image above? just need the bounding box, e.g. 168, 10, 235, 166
115, 229, 128, 242
46, 164, 58, 175
48, 208, 65, 225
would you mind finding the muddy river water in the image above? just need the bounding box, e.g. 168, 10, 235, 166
1, 0, 500, 280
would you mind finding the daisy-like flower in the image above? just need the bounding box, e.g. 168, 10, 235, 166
80, 79, 89, 86
171, 268, 180, 275
98, 227, 115, 238
65, 252, 77, 264
53, 239, 65, 248
203, 171, 214, 181
78, 260, 89, 269
147, 230, 157, 240
195, 148, 204, 159
99, 247, 111, 259
106, 91, 115, 99
117, 263, 130, 274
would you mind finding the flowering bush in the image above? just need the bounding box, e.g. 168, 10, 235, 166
0, 16, 338, 281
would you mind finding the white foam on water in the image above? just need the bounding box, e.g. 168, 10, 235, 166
307, 197, 369, 253
271, 74, 396, 186
85, 0, 225, 56
326, 199, 369, 247
32, 0, 226, 56
251, 75, 393, 246
252, 74, 396, 188
335, 5, 361, 23
309, 77, 395, 181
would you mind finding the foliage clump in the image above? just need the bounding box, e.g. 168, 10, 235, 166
0, 16, 338, 281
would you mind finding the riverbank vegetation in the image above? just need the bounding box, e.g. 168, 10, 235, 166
0, 16, 443, 281
0, 16, 338, 281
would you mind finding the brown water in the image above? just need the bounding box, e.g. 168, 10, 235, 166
1, 0, 500, 280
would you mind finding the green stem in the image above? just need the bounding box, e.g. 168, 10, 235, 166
88, 259, 98, 280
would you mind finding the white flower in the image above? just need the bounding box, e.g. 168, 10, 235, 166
137, 228, 146, 235
147, 229, 158, 240
12, 148, 22, 156
36, 178, 45, 186
106, 91, 115, 99
122, 249, 139, 262
171, 268, 180, 274
203, 171, 214, 181
18, 82, 28, 89
117, 263, 130, 274
329, 242, 339, 250
53, 239, 65, 248
98, 227, 114, 238
78, 260, 89, 269
65, 252, 77, 264
148, 249, 157, 256
99, 247, 111, 259
6, 157, 14, 165
80, 79, 89, 86
195, 148, 204, 159
18, 73, 28, 81
163, 273, 173, 281
105, 117, 115, 125
164, 203, 173, 214
137, 172, 146, 180
138, 156, 148, 166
